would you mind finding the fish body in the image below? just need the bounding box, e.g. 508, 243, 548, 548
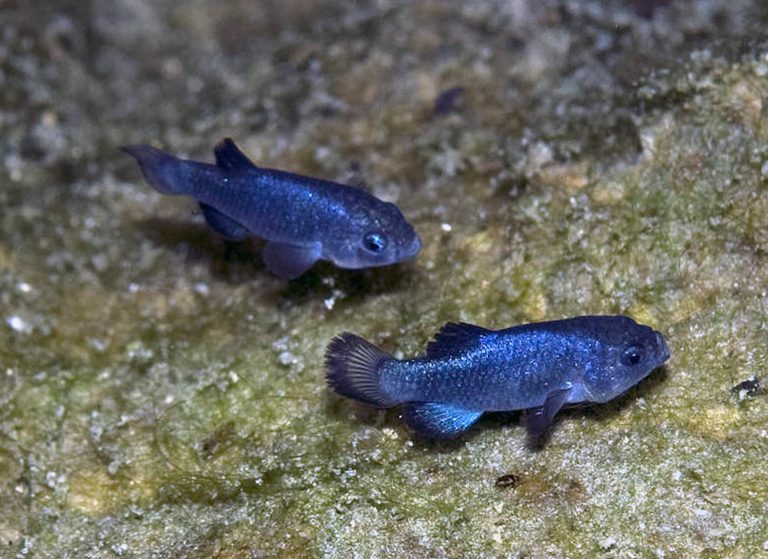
325, 315, 670, 438
122, 139, 421, 279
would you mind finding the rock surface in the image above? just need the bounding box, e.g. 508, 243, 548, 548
2, 1, 768, 557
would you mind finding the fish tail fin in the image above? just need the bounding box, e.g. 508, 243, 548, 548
121, 145, 187, 195
325, 332, 400, 407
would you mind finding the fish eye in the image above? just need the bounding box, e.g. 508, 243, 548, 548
621, 345, 644, 366
363, 232, 387, 253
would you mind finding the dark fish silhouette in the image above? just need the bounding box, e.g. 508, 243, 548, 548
326, 315, 670, 438
123, 139, 421, 279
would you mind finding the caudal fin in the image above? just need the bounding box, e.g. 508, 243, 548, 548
121, 144, 186, 195
325, 332, 400, 407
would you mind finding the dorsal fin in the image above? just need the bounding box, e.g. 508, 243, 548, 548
213, 138, 255, 171
426, 322, 493, 358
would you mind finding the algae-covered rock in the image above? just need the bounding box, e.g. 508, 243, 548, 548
2, 1, 768, 557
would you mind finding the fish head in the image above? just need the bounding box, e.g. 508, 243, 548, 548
582, 316, 670, 403
327, 201, 421, 269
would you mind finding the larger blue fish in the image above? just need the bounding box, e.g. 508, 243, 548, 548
325, 315, 670, 438
122, 139, 421, 279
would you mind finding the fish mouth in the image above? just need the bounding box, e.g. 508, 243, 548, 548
400, 233, 422, 260
655, 331, 670, 363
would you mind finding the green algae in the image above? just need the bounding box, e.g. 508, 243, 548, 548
3, 1, 768, 557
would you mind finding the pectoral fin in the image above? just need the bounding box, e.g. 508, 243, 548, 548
526, 387, 572, 437
199, 203, 249, 241
263, 241, 321, 279
403, 402, 483, 438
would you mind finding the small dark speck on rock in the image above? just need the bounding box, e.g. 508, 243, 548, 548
433, 87, 465, 116
730, 377, 763, 400
627, 0, 673, 19
494, 473, 521, 489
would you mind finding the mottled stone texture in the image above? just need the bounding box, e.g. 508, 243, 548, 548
2, 1, 768, 557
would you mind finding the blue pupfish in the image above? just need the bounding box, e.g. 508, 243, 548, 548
122, 139, 421, 279
325, 315, 670, 438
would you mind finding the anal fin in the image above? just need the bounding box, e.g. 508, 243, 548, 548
403, 402, 483, 438
263, 241, 321, 280
199, 203, 249, 241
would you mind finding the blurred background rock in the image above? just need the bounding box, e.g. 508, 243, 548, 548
2, 1, 768, 557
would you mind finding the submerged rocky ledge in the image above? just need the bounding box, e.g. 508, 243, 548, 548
1, 1, 767, 557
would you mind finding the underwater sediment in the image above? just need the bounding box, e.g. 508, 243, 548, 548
2, 1, 768, 557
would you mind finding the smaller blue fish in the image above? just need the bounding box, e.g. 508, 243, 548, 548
325, 315, 670, 438
122, 139, 421, 279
